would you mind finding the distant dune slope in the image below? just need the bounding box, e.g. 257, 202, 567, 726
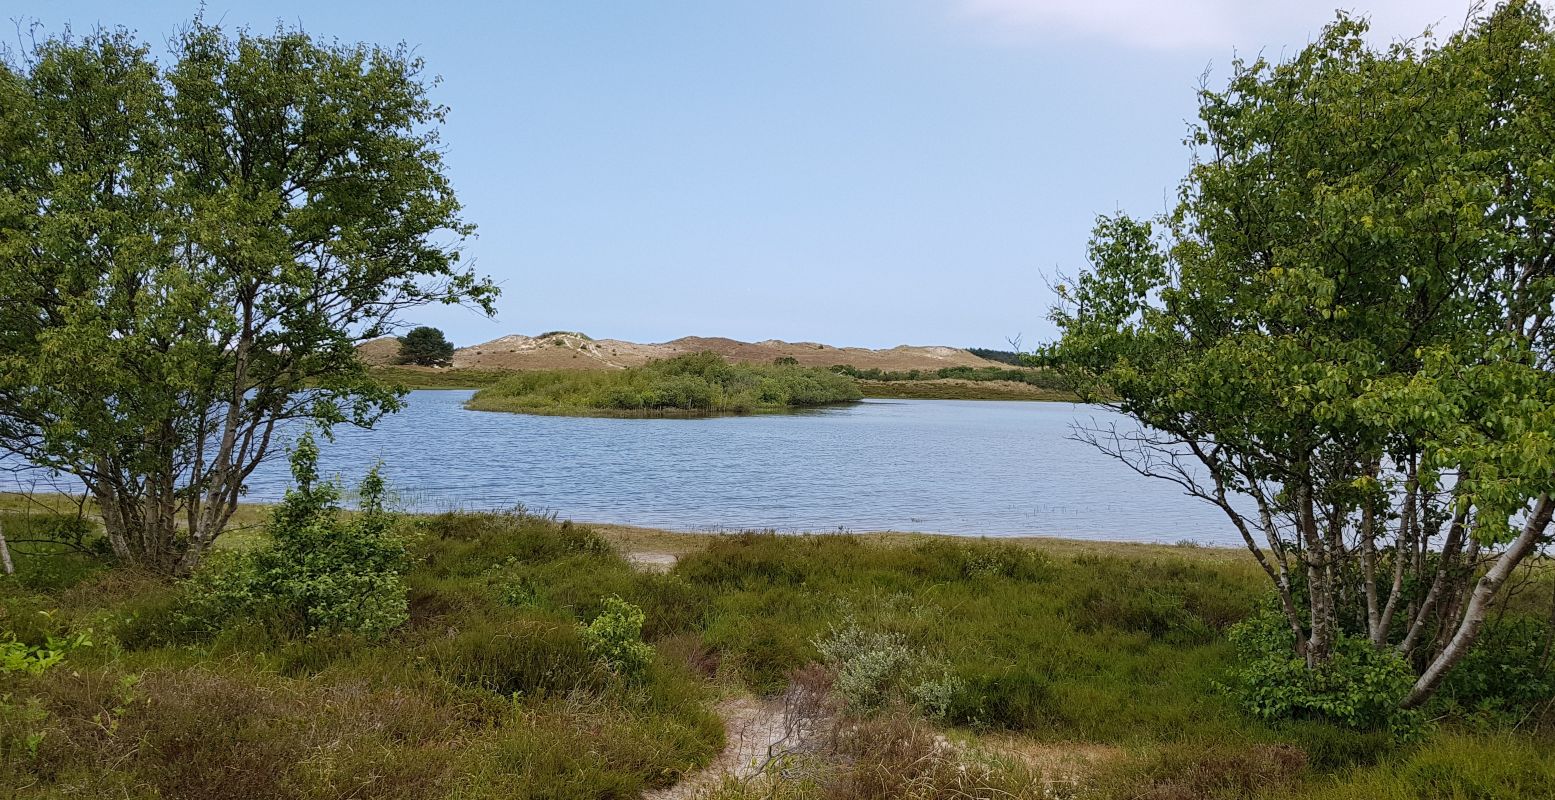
358, 331, 1006, 372
356, 336, 404, 366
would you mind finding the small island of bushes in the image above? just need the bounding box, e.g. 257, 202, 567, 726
465, 352, 863, 417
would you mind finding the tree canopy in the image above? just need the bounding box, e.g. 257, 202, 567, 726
0, 20, 496, 571
396, 326, 456, 366
1048, 1, 1555, 710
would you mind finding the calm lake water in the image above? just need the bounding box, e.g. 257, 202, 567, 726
235, 391, 1235, 545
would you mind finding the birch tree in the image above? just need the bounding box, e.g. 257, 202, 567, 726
0, 20, 496, 572
1048, 2, 1555, 710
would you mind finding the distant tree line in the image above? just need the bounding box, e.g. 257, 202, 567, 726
830, 364, 1067, 390
965, 348, 1029, 366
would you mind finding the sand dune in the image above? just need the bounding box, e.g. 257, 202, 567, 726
359, 331, 1004, 372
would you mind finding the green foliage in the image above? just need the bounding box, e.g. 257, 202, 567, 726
682, 531, 1263, 741
0, 18, 496, 571
944, 665, 1054, 730
830, 363, 1067, 390
370, 366, 510, 389
0, 512, 106, 591
0, 630, 91, 676
1436, 616, 1555, 724
396, 326, 456, 367
468, 352, 862, 416
815, 620, 962, 718
965, 348, 1029, 366
582, 596, 655, 681
180, 433, 410, 638
1228, 607, 1424, 738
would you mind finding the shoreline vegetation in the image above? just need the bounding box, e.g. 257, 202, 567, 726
373, 360, 1080, 403
5, 490, 1553, 799
464, 352, 864, 417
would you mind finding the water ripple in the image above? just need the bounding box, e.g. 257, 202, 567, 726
236, 392, 1233, 545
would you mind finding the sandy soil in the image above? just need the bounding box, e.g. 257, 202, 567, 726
624, 551, 679, 573
644, 695, 798, 800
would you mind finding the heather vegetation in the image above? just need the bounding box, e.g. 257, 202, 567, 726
3, 502, 1553, 799
467, 352, 863, 416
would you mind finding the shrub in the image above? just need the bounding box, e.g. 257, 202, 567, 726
0, 512, 106, 590
581, 596, 654, 681
1436, 616, 1555, 724
814, 619, 960, 717
817, 623, 914, 711
0, 630, 91, 676
429, 615, 602, 696
180, 433, 410, 639
909, 539, 1055, 582
1226, 606, 1424, 739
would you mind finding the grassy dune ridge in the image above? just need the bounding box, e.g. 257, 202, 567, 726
465, 352, 863, 417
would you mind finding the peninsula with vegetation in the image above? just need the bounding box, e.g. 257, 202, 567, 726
465, 352, 863, 416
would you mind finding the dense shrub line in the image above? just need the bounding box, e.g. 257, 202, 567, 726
829, 363, 1069, 390
468, 352, 862, 416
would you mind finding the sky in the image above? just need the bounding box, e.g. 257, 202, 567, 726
21, 1, 1480, 349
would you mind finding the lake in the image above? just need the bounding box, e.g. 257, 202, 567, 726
236, 391, 1236, 545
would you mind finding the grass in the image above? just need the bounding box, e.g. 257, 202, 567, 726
3, 504, 1553, 799
2, 509, 723, 799
369, 365, 511, 389
859, 379, 1075, 401
466, 352, 863, 417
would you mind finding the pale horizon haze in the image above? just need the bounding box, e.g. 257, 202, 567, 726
19, 1, 1481, 350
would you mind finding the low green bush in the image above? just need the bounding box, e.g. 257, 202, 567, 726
1227, 606, 1424, 739
830, 362, 1068, 390
179, 433, 411, 639
1436, 616, 1555, 725
1094, 740, 1310, 800
428, 614, 603, 696
582, 595, 655, 681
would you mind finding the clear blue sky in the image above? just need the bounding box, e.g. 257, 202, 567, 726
28, 1, 1474, 349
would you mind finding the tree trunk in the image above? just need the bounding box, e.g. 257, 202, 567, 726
0, 517, 14, 575
1298, 484, 1336, 666
1399, 505, 1469, 656
1403, 494, 1554, 708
